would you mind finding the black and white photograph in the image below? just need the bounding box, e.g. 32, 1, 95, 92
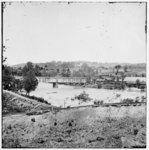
1, 1, 147, 148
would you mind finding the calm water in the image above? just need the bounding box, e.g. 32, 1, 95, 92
30, 82, 146, 107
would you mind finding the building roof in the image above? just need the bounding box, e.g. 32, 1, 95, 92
124, 77, 146, 83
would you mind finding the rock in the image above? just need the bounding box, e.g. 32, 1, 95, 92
31, 118, 35, 122
7, 125, 12, 130
133, 128, 138, 135
37, 138, 45, 143
57, 137, 63, 142
68, 122, 72, 127
96, 136, 104, 141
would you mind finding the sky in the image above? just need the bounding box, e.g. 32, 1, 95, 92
3, 2, 146, 65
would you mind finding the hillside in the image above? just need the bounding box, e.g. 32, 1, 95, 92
2, 90, 146, 148
2, 90, 53, 115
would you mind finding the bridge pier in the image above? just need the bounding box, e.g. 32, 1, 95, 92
53, 82, 58, 88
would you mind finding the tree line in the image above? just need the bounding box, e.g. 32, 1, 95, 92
11, 63, 96, 77
3, 61, 38, 95
11, 61, 146, 78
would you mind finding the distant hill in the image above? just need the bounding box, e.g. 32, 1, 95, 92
11, 61, 146, 77
12, 63, 26, 68
12, 61, 146, 69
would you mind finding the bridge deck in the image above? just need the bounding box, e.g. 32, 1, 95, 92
37, 77, 87, 83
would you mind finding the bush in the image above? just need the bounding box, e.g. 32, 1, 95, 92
2, 65, 15, 91
94, 100, 104, 105
31, 118, 35, 122
121, 98, 134, 104
97, 84, 102, 89
141, 96, 146, 102
74, 91, 92, 102
20, 94, 51, 105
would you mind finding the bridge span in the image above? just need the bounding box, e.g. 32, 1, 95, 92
15, 76, 87, 88
37, 77, 87, 87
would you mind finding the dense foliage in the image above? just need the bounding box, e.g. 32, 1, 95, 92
22, 62, 38, 95
2, 47, 23, 92
2, 65, 15, 90
12, 61, 146, 77
20, 94, 51, 105
2, 65, 23, 92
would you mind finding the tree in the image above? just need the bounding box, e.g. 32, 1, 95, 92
2, 65, 15, 90
2, 46, 16, 90
136, 79, 140, 88
121, 72, 126, 89
72, 70, 85, 77
2, 46, 7, 65
115, 65, 121, 74
2, 46, 23, 91
61, 68, 71, 77
61, 68, 66, 77
124, 66, 128, 73
22, 62, 38, 95
13, 67, 23, 76
34, 65, 42, 76
57, 69, 60, 74
81, 63, 94, 77
66, 68, 71, 77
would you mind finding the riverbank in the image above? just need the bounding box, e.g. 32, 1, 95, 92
2, 90, 57, 116
2, 90, 146, 148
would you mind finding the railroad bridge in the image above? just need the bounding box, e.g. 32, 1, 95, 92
37, 77, 87, 88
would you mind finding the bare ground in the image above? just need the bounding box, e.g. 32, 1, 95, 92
2, 90, 146, 148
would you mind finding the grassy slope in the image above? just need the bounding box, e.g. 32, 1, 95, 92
2, 91, 146, 148
2, 90, 53, 115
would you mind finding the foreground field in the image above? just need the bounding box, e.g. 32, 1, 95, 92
2, 90, 146, 148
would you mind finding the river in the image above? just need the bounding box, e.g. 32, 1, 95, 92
30, 82, 146, 107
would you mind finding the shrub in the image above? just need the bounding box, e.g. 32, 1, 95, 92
74, 91, 92, 102
141, 96, 146, 102
121, 98, 134, 104
94, 100, 104, 105
20, 94, 51, 105
31, 118, 35, 122
97, 84, 102, 89
133, 128, 138, 135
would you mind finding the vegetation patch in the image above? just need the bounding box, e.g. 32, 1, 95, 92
20, 94, 51, 105
2, 90, 51, 115
93, 100, 104, 106
72, 91, 92, 103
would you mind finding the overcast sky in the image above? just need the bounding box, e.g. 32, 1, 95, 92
3, 2, 146, 65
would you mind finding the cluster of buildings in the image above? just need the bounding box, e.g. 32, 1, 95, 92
92, 73, 146, 90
